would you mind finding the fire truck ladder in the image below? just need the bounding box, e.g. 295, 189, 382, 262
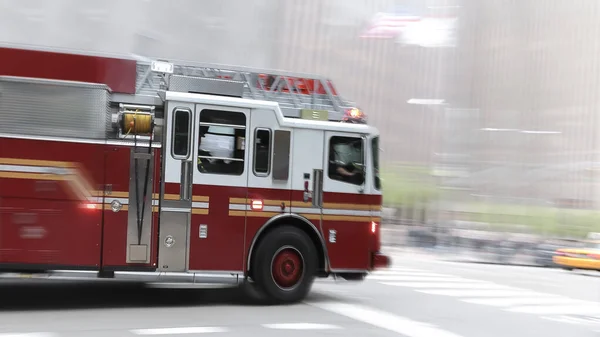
131, 56, 357, 122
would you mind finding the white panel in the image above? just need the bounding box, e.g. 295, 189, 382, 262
290, 129, 325, 192
247, 108, 290, 191
164, 101, 195, 184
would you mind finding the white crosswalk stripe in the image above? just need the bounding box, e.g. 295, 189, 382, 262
368, 267, 600, 321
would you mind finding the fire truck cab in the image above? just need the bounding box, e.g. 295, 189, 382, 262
0, 45, 389, 304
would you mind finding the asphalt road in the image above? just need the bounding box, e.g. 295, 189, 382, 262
0, 249, 598, 337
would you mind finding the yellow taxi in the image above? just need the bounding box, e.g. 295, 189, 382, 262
553, 238, 600, 271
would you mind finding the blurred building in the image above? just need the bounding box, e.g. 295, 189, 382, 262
2, 0, 600, 209
448, 0, 600, 209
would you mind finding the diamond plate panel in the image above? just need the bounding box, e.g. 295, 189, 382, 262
0, 76, 110, 139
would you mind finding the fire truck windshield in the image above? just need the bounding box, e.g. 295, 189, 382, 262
329, 137, 365, 185
372, 136, 381, 190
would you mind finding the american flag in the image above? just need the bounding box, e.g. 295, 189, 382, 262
359, 10, 421, 39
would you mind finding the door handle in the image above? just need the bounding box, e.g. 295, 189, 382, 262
312, 169, 323, 208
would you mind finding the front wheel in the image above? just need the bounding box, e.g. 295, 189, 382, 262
252, 225, 317, 304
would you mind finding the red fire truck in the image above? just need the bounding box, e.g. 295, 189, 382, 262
0, 45, 389, 304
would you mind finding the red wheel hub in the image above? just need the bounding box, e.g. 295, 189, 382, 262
271, 248, 304, 289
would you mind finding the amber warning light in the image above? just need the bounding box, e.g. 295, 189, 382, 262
342, 108, 367, 124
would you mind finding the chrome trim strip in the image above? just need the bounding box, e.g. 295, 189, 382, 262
161, 207, 190, 213
191, 202, 209, 209
290, 207, 321, 214
0, 133, 162, 148
229, 204, 248, 211
322, 209, 371, 217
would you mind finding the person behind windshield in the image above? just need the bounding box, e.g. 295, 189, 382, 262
329, 138, 364, 184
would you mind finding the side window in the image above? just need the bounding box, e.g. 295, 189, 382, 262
171, 108, 192, 159
253, 128, 271, 176
197, 109, 246, 176
328, 136, 365, 185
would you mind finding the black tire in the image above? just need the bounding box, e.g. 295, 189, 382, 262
251, 225, 317, 304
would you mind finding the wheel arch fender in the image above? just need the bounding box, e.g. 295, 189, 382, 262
246, 213, 329, 276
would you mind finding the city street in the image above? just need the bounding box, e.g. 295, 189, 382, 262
0, 250, 598, 337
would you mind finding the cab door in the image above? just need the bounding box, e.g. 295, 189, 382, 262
321, 131, 372, 271
188, 104, 250, 272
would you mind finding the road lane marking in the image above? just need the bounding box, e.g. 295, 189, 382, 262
508, 304, 600, 315
307, 301, 464, 337
368, 275, 475, 282
130, 327, 229, 335
417, 289, 536, 297
462, 296, 587, 307
543, 315, 600, 326
370, 271, 456, 277
382, 282, 513, 289
261, 323, 342, 330
377, 263, 600, 319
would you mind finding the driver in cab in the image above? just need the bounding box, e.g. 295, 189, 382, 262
328, 138, 365, 185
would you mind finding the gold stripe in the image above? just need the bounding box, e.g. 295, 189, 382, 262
291, 201, 312, 207
323, 203, 372, 211
263, 199, 287, 206
228, 210, 281, 218
1, 168, 379, 214
0, 157, 75, 168
228, 210, 371, 222
0, 172, 67, 181
102, 192, 210, 203
230, 198, 380, 210
106, 191, 129, 198
372, 217, 381, 222
323, 215, 371, 222
246, 211, 281, 218
229, 197, 246, 204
